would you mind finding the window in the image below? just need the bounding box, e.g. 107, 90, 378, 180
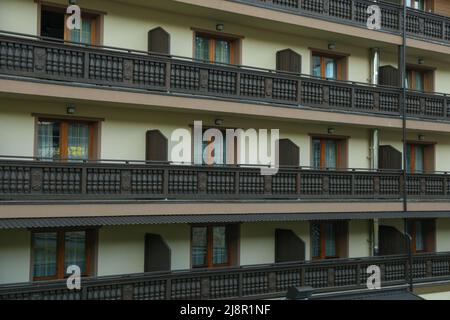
40, 5, 100, 45
312, 52, 347, 80
37, 118, 98, 161
191, 225, 238, 268
194, 32, 240, 64
194, 127, 238, 165
406, 0, 433, 11
311, 221, 348, 260
32, 229, 96, 281
406, 219, 436, 253
406, 67, 434, 92
312, 137, 347, 169
406, 143, 435, 173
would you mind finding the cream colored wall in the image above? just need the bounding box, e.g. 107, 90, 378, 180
379, 218, 404, 233
420, 291, 450, 300
97, 224, 191, 276
0, 98, 372, 168
436, 218, 450, 252
0, 0, 37, 35
0, 230, 31, 284
348, 220, 371, 258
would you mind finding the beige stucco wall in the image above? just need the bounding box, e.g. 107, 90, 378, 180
0, 230, 31, 284
348, 220, 371, 258
0, 98, 372, 168
436, 218, 450, 252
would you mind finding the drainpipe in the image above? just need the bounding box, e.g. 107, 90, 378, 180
369, 48, 380, 85
370, 129, 380, 256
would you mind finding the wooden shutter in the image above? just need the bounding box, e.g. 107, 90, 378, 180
144, 234, 171, 272
335, 221, 349, 258
379, 225, 407, 255
276, 49, 302, 73
146, 130, 168, 162
148, 27, 170, 54
275, 229, 305, 263
378, 145, 402, 170
423, 144, 435, 173
423, 219, 436, 252
277, 139, 300, 167
336, 139, 348, 169
379, 65, 400, 87
423, 70, 434, 92
336, 57, 347, 80
226, 224, 240, 267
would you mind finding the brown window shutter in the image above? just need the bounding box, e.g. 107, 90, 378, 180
379, 225, 407, 255
277, 139, 300, 167
423, 70, 434, 92
379, 65, 400, 87
336, 139, 348, 169
336, 57, 347, 81
148, 27, 170, 54
378, 145, 402, 170
423, 219, 436, 252
226, 224, 240, 267
144, 234, 171, 272
146, 130, 168, 162
335, 221, 349, 258
423, 144, 435, 173
275, 229, 305, 263
276, 49, 302, 73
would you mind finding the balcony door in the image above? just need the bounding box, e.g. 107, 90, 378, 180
312, 137, 347, 169
406, 66, 434, 92
37, 118, 97, 161
311, 51, 347, 80
406, 142, 435, 173
311, 221, 348, 260
194, 31, 240, 65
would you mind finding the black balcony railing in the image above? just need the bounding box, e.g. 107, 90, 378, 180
2, 32, 450, 123
0, 252, 449, 300
1, 157, 450, 201
228, 0, 450, 45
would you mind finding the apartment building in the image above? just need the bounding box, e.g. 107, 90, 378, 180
1, 0, 450, 300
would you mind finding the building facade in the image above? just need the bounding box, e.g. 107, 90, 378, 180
1, 0, 450, 299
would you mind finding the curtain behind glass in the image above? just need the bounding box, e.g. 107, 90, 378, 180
195, 36, 209, 61
70, 19, 92, 44
64, 231, 87, 274
324, 223, 336, 257
325, 140, 337, 169
212, 226, 227, 265
414, 145, 424, 173
312, 139, 321, 169
311, 223, 321, 258
192, 227, 208, 267
215, 40, 230, 64
33, 232, 57, 278
325, 58, 336, 79
415, 221, 424, 251
312, 56, 321, 78
68, 123, 90, 161
37, 121, 60, 159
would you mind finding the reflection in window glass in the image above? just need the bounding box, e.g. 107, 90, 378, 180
192, 227, 208, 267
38, 121, 61, 159
64, 231, 87, 274
213, 226, 227, 265
68, 123, 90, 161
33, 232, 57, 278
195, 36, 209, 61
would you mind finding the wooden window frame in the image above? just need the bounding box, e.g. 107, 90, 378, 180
192, 28, 243, 65
37, 2, 104, 45
406, 219, 436, 254
310, 134, 349, 169
310, 48, 349, 81
30, 228, 97, 281
310, 221, 344, 260
190, 224, 238, 269
406, 140, 436, 173
35, 116, 100, 161
406, 63, 435, 92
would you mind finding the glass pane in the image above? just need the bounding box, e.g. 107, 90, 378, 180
64, 231, 87, 274
406, 145, 412, 173
33, 232, 57, 278
192, 227, 208, 267
38, 121, 61, 159
212, 226, 228, 265
312, 56, 321, 77
415, 72, 424, 91
311, 223, 321, 258
70, 19, 92, 44
415, 221, 424, 251
324, 223, 336, 257
68, 123, 90, 161
325, 140, 337, 169
415, 145, 424, 173
202, 132, 225, 165
215, 40, 230, 64
324, 58, 336, 79
312, 139, 321, 169
195, 36, 209, 61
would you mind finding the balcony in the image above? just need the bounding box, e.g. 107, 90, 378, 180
1, 157, 450, 202
2, 32, 450, 124
0, 252, 449, 300
227, 0, 450, 46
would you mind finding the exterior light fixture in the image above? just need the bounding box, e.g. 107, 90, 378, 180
328, 43, 336, 50
328, 128, 336, 134
215, 118, 224, 126
418, 58, 425, 65
216, 24, 224, 32
418, 134, 425, 141
67, 104, 76, 115
69, 0, 77, 4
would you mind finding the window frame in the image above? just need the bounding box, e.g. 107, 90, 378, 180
310, 134, 349, 169
406, 219, 436, 254
38, 3, 104, 45
34, 115, 101, 161
406, 64, 435, 92
310, 49, 349, 81
406, 140, 436, 173
190, 224, 238, 269
310, 221, 348, 260
192, 29, 242, 65
30, 228, 97, 282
